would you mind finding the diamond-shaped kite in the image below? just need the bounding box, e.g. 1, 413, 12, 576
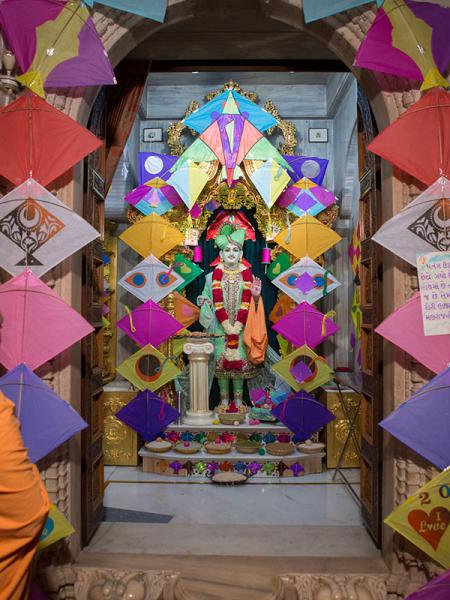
118, 254, 184, 304
271, 345, 333, 393
172, 292, 200, 328
380, 365, 450, 471
115, 389, 180, 442
272, 256, 340, 305
173, 253, 204, 290
0, 0, 116, 98
375, 292, 450, 374
0, 363, 87, 463
272, 302, 339, 349
373, 176, 450, 267
277, 177, 337, 217
117, 300, 183, 348
0, 268, 94, 371
117, 344, 181, 392
0, 178, 99, 277
0, 93, 102, 186
274, 215, 342, 260
119, 213, 184, 259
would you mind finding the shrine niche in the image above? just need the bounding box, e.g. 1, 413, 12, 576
102, 81, 351, 484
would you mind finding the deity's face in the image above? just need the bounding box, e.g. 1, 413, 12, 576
220, 243, 243, 268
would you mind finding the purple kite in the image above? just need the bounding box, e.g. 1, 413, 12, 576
0, 363, 87, 463
272, 302, 339, 350
380, 366, 450, 471
271, 391, 335, 442
115, 390, 180, 441
117, 300, 184, 348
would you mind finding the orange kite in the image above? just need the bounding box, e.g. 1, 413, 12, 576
0, 392, 50, 599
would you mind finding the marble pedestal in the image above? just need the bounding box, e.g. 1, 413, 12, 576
183, 337, 214, 425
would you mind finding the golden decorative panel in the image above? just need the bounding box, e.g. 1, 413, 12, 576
324, 389, 361, 469
102, 391, 138, 466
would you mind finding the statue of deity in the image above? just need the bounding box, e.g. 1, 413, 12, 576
197, 224, 263, 407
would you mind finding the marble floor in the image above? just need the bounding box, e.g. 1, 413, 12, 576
103, 466, 362, 527
89, 466, 380, 558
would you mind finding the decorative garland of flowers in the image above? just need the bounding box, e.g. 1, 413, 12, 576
212, 266, 252, 371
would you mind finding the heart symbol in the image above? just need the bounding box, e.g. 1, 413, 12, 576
408, 507, 450, 551
180, 264, 192, 274
272, 263, 281, 275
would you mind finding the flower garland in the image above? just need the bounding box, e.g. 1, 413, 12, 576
212, 265, 252, 371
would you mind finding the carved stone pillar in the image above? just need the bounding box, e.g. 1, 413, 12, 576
183, 337, 214, 425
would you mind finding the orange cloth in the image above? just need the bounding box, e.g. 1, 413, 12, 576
0, 392, 50, 600
243, 297, 268, 365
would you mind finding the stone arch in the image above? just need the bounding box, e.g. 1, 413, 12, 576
39, 1, 437, 593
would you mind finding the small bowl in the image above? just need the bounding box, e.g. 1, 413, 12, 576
174, 441, 202, 455
144, 440, 172, 453
204, 442, 232, 455
266, 442, 295, 456
210, 472, 248, 485
217, 412, 246, 425
296, 441, 325, 454
236, 441, 261, 454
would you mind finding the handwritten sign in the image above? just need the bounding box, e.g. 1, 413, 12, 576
417, 251, 450, 336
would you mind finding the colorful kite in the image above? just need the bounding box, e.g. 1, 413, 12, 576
115, 389, 180, 441
274, 215, 342, 259
116, 300, 183, 348
173, 89, 290, 185
172, 292, 200, 328
303, 0, 383, 23
167, 160, 209, 209
118, 254, 184, 304
375, 292, 450, 374
117, 344, 181, 392
139, 152, 178, 185
277, 177, 337, 217
173, 253, 204, 290
124, 178, 182, 216
0, 0, 116, 97
0, 93, 102, 186
385, 467, 450, 569
368, 89, 450, 187
348, 220, 362, 277
249, 159, 291, 208
380, 366, 450, 470
0, 178, 99, 277
266, 252, 291, 281
0, 268, 94, 371
271, 391, 335, 441
272, 256, 340, 305
272, 302, 339, 349
404, 570, 450, 600
84, 0, 167, 22
38, 504, 75, 551
373, 176, 450, 267
119, 213, 184, 259
269, 294, 295, 324
0, 363, 87, 463
282, 155, 329, 185
354, 0, 450, 92
271, 345, 333, 393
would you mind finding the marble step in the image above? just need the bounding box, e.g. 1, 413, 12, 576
139, 446, 324, 463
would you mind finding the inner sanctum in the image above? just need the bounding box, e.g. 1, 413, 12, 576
93, 69, 381, 569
